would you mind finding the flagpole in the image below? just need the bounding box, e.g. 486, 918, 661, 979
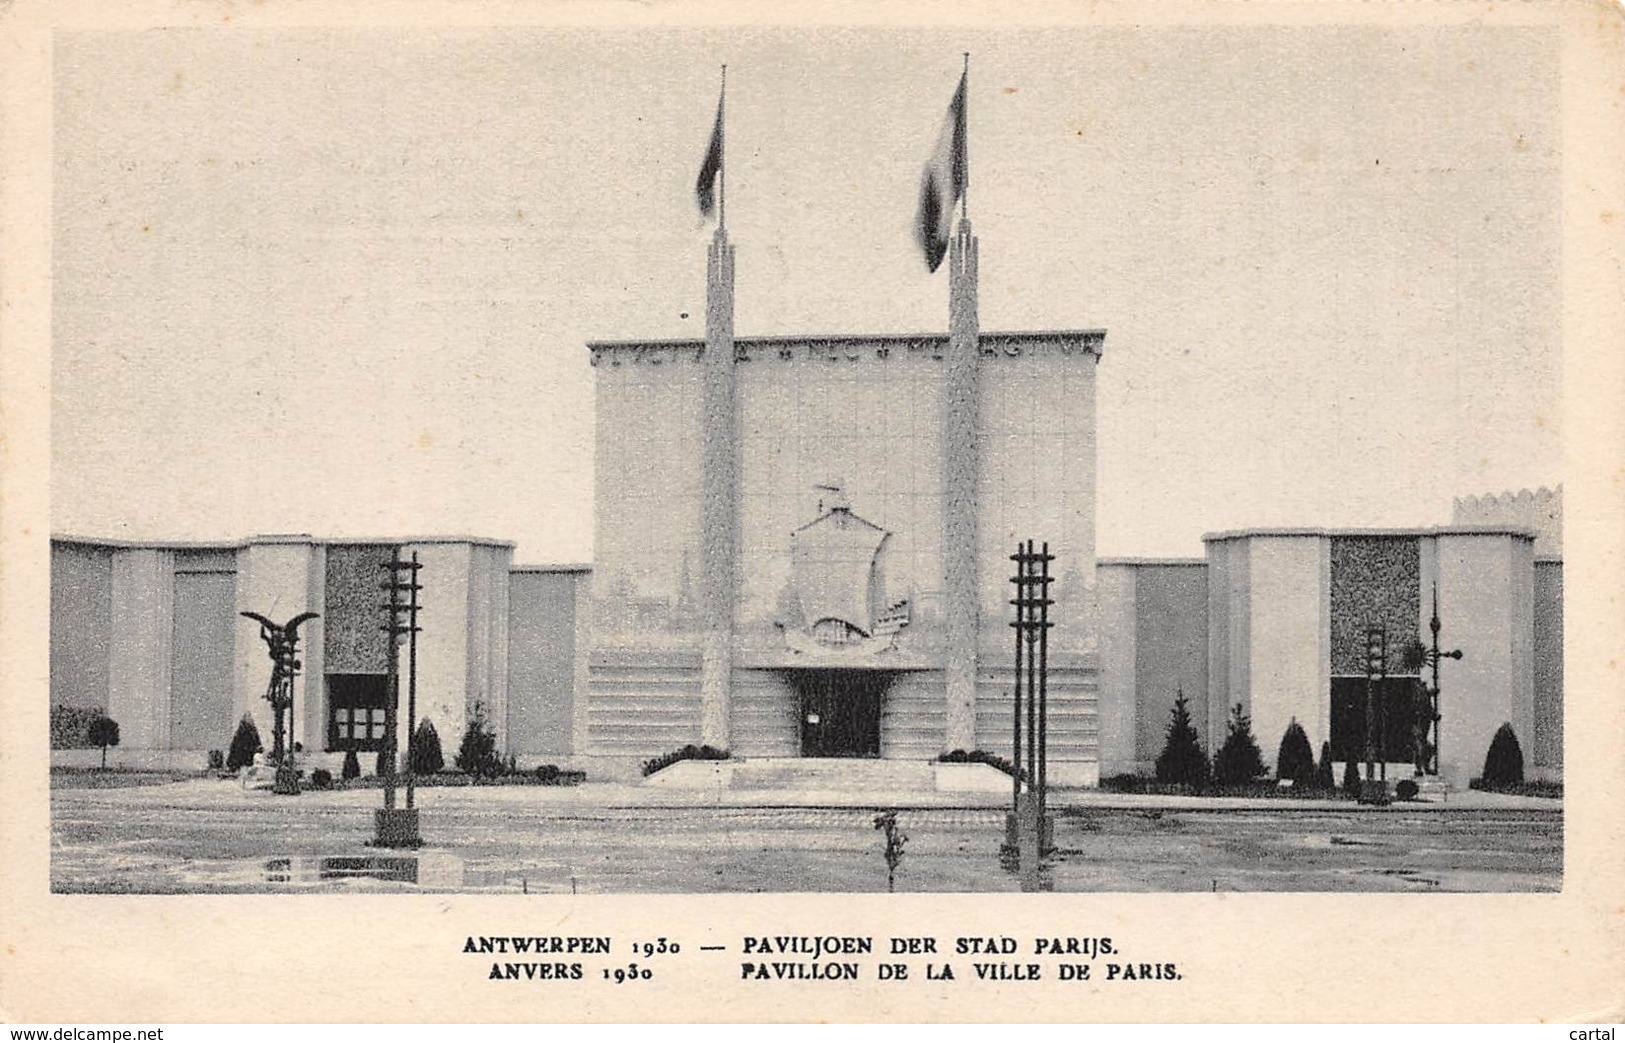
961, 51, 969, 223
719, 64, 727, 232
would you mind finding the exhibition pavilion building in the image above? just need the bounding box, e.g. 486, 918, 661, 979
48, 220, 1563, 789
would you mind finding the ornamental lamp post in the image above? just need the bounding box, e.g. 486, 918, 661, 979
1421, 584, 1463, 777
373, 547, 423, 848
1361, 625, 1389, 804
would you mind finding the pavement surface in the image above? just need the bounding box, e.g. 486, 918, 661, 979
50, 776, 1562, 894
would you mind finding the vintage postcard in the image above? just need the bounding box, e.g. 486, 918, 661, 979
2, 0, 1621, 1025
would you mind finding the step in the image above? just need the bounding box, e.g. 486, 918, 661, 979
727, 757, 936, 793
1412, 775, 1453, 798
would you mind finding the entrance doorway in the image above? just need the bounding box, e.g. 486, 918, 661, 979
1329, 676, 1423, 765
787, 669, 890, 758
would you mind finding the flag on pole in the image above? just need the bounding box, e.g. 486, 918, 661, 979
914, 68, 968, 273
696, 81, 725, 220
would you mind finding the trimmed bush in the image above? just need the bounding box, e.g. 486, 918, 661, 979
226, 714, 263, 772
207, 749, 225, 771
50, 705, 102, 749
88, 715, 121, 769
455, 702, 504, 779
342, 749, 361, 781
1481, 722, 1525, 787
535, 763, 560, 783
1316, 741, 1336, 790
411, 718, 445, 775
309, 768, 334, 790
1212, 703, 1268, 786
1342, 757, 1362, 793
936, 749, 1022, 778
641, 744, 732, 777
1154, 690, 1209, 788
1395, 779, 1419, 800
375, 747, 394, 778
1275, 718, 1316, 785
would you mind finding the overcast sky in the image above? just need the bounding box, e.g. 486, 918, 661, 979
51, 24, 1561, 563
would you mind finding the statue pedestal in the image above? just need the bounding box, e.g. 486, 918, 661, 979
373, 808, 422, 849
272, 763, 301, 795
1358, 779, 1392, 806
1003, 794, 1056, 893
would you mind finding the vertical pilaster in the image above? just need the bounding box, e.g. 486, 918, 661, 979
943, 218, 980, 751
301, 544, 327, 755
107, 548, 174, 751
700, 226, 738, 749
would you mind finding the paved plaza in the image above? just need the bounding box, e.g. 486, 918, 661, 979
50, 775, 1562, 894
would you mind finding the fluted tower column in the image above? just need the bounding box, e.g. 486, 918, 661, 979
942, 218, 980, 751
699, 226, 738, 749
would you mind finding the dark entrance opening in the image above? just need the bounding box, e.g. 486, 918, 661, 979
1329, 676, 1423, 764
787, 669, 891, 758
327, 674, 390, 753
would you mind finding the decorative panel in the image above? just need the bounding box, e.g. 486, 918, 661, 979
1330, 536, 1420, 676
322, 543, 396, 674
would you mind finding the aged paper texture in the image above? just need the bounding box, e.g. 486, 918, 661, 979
3, 0, 1622, 1024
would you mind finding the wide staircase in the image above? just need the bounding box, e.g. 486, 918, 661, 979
727, 757, 935, 794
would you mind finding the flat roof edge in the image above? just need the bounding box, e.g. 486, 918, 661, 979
1202, 525, 1541, 542
52, 533, 518, 551
1097, 557, 1207, 567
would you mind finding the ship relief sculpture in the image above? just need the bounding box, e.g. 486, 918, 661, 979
777, 482, 910, 660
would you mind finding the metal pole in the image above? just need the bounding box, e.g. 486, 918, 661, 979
1436, 584, 1449, 773
1364, 627, 1376, 787
1430, 588, 1441, 775
1378, 630, 1387, 784
1024, 542, 1037, 796
1011, 543, 1023, 810
381, 549, 400, 813
406, 552, 420, 811
718, 64, 726, 232
1037, 543, 1050, 832
287, 636, 297, 782
1427, 583, 1461, 778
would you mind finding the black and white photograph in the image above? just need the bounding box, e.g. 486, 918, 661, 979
4, 0, 1622, 1026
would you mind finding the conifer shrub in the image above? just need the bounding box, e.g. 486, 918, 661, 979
1275, 718, 1316, 785
456, 702, 504, 779
1316, 741, 1336, 790
226, 714, 263, 772
207, 749, 225, 771
1154, 690, 1209, 788
1341, 757, 1362, 793
88, 715, 120, 769
411, 718, 445, 775
1212, 703, 1268, 786
1481, 722, 1525, 788
375, 747, 394, 778
342, 749, 361, 781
